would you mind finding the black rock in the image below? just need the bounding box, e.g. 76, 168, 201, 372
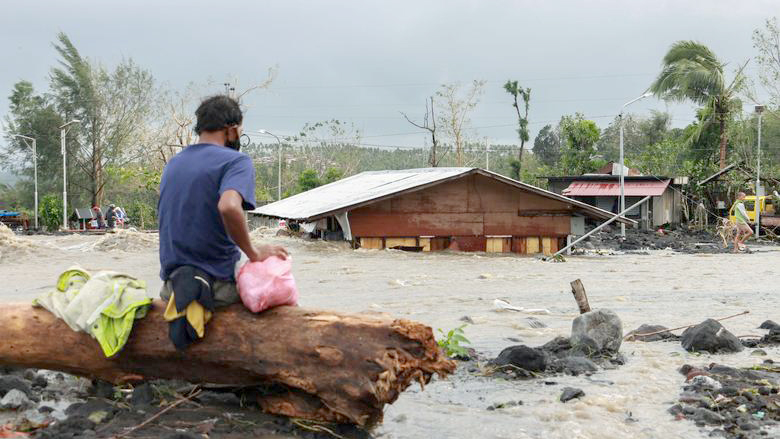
35, 416, 96, 439
738, 418, 759, 430
165, 433, 202, 439
130, 383, 156, 406
65, 399, 117, 419
0, 375, 32, 397
625, 324, 679, 342
560, 387, 585, 403
759, 320, 780, 331
761, 328, 780, 344
681, 319, 743, 353
32, 374, 48, 389
691, 407, 725, 425
486, 400, 523, 410
197, 390, 241, 406
539, 336, 572, 358
558, 357, 598, 375
492, 345, 548, 372
89, 380, 114, 399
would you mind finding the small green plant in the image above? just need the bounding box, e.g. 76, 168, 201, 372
437, 324, 471, 359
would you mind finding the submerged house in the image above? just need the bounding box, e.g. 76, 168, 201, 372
250, 168, 634, 255
544, 163, 687, 230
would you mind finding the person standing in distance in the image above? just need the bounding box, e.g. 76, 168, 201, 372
158, 95, 288, 306
732, 191, 753, 253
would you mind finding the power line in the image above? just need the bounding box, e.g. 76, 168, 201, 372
271, 73, 655, 90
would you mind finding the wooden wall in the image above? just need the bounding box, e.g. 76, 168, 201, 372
350, 174, 574, 254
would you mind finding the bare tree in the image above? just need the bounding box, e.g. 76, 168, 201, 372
401, 96, 442, 167
436, 80, 485, 166
156, 68, 279, 164
286, 119, 363, 179
753, 17, 780, 111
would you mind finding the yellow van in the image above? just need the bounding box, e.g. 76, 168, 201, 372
728, 195, 776, 224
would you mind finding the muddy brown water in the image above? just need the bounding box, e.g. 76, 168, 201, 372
1, 232, 779, 438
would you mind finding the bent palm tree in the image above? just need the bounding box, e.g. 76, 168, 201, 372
650, 41, 746, 169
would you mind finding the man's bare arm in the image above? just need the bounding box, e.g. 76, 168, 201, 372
218, 190, 288, 262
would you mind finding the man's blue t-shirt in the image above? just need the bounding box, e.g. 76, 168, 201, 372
158, 143, 256, 281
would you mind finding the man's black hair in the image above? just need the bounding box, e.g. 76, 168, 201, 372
194, 95, 243, 135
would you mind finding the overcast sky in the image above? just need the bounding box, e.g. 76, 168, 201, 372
0, 0, 774, 152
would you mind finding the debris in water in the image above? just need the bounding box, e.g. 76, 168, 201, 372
671, 362, 780, 437
0, 223, 39, 261
69, 228, 159, 252
493, 299, 551, 315
559, 387, 584, 403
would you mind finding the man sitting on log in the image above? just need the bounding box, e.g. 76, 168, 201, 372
158, 95, 288, 348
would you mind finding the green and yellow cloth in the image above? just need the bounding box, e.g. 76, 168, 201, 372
33, 266, 152, 357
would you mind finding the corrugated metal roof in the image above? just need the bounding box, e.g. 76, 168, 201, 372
252, 167, 472, 220
251, 167, 636, 225
563, 179, 670, 197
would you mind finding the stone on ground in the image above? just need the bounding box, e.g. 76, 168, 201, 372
570, 309, 623, 354
680, 319, 743, 354
625, 324, 679, 342
0, 388, 32, 410
491, 345, 547, 372
0, 375, 32, 397
559, 387, 585, 403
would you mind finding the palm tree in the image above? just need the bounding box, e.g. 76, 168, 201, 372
650, 41, 746, 169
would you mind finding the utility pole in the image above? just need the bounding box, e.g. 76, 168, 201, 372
257, 130, 283, 200
484, 137, 489, 171
618, 92, 652, 237
59, 120, 80, 230
756, 105, 765, 238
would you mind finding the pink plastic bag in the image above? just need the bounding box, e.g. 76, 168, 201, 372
237, 256, 299, 313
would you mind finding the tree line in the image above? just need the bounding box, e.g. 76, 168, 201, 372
2, 18, 780, 230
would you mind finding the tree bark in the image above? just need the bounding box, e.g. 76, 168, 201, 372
569, 279, 591, 314
718, 115, 728, 170
0, 302, 455, 427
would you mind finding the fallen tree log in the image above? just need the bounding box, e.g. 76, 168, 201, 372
0, 302, 455, 427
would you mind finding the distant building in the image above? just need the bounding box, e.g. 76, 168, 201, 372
544, 162, 687, 230
250, 167, 634, 255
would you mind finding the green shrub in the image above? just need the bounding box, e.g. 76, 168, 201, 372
437, 325, 471, 358
39, 194, 63, 231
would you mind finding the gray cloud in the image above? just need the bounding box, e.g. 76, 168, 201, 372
0, 0, 773, 150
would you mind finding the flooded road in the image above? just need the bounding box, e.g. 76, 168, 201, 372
2, 230, 779, 438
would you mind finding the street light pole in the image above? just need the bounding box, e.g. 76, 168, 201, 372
12, 135, 37, 230
755, 105, 765, 238
618, 91, 653, 237
59, 120, 81, 230
485, 137, 489, 171
258, 130, 283, 200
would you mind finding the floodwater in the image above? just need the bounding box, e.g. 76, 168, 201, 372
2, 230, 780, 439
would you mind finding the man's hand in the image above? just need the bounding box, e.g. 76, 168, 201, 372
249, 244, 289, 262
